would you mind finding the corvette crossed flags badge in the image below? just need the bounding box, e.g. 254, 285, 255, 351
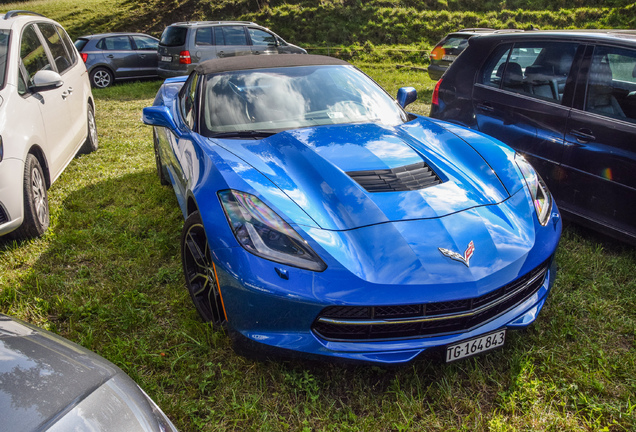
439, 241, 475, 267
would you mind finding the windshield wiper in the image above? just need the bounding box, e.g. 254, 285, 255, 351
210, 130, 276, 139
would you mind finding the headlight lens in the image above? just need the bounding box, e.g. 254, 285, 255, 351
219, 190, 327, 271
515, 154, 552, 226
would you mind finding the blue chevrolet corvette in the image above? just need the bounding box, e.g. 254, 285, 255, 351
143, 55, 562, 364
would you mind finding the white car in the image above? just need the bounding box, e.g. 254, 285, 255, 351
0, 10, 97, 240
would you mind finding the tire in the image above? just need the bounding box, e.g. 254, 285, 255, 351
11, 154, 49, 239
79, 104, 98, 154
181, 211, 226, 326
90, 67, 113, 88
153, 129, 169, 186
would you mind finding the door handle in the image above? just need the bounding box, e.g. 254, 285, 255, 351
570, 128, 595, 143
61, 87, 73, 99
476, 102, 495, 112
107, 54, 114, 58
217, 51, 224, 58
253, 50, 260, 55
139, 54, 146, 58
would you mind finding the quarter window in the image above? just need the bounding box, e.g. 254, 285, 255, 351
195, 28, 213, 46
585, 46, 636, 122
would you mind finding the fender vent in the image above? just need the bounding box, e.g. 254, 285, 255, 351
347, 161, 442, 193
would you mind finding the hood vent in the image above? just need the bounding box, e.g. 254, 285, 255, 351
347, 161, 442, 193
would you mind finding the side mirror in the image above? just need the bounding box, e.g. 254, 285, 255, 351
30, 70, 63, 92
142, 106, 179, 133
396, 87, 417, 108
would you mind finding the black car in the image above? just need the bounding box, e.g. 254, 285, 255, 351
75, 32, 159, 87
427, 28, 496, 80
430, 30, 636, 244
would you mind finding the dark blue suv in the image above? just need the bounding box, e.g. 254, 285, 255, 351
430, 30, 636, 245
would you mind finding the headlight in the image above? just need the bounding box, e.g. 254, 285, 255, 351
515, 154, 552, 226
219, 190, 327, 272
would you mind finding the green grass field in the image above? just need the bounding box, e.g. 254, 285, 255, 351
1, 63, 635, 431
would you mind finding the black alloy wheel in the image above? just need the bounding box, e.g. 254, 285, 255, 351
181, 211, 226, 326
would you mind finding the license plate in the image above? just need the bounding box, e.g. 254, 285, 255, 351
442, 55, 457, 61
446, 329, 505, 362
161, 55, 172, 62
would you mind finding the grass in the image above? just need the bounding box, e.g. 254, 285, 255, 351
1, 64, 636, 431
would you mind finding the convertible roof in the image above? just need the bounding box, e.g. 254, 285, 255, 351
194, 54, 350, 75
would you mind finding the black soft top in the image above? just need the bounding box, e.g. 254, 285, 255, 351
194, 54, 350, 75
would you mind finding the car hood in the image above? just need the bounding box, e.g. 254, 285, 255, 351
212, 118, 514, 231
0, 314, 173, 432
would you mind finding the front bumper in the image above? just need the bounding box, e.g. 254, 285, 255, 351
0, 158, 25, 236
213, 243, 558, 364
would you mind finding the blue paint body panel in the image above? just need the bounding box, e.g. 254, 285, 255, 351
143, 67, 561, 364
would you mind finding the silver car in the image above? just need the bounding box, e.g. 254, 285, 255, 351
157, 21, 306, 78
0, 313, 177, 431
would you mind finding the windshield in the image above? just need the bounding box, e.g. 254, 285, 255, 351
0, 30, 9, 89
202, 65, 408, 136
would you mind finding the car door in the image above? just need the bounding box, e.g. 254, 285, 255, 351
19, 23, 75, 180
100, 35, 138, 77
561, 44, 636, 237
247, 28, 277, 55
37, 23, 86, 153
472, 40, 580, 195
214, 26, 251, 58
131, 35, 158, 76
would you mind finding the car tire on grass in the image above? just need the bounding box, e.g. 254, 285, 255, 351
153, 129, 170, 186
181, 211, 227, 326
79, 104, 98, 154
90, 67, 113, 88
12, 154, 49, 240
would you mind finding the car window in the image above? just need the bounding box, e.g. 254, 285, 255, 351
38, 23, 73, 74
132, 35, 158, 50
160, 26, 187, 46
0, 30, 9, 89
480, 41, 577, 102
20, 24, 52, 84
215, 26, 247, 46
56, 26, 77, 64
195, 28, 213, 46
74, 38, 88, 51
101, 36, 132, 51
202, 65, 407, 135
585, 45, 636, 123
248, 28, 276, 46
180, 73, 200, 129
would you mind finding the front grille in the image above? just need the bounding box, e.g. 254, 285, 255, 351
347, 161, 442, 193
312, 259, 551, 341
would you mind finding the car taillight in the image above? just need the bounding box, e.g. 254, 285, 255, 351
431, 78, 442, 106
430, 46, 445, 61
80, 53, 88, 63
179, 51, 191, 64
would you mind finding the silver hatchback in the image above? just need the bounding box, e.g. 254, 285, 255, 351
157, 21, 306, 78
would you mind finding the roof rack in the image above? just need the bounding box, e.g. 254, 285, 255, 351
4, 10, 46, 20
458, 28, 495, 32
